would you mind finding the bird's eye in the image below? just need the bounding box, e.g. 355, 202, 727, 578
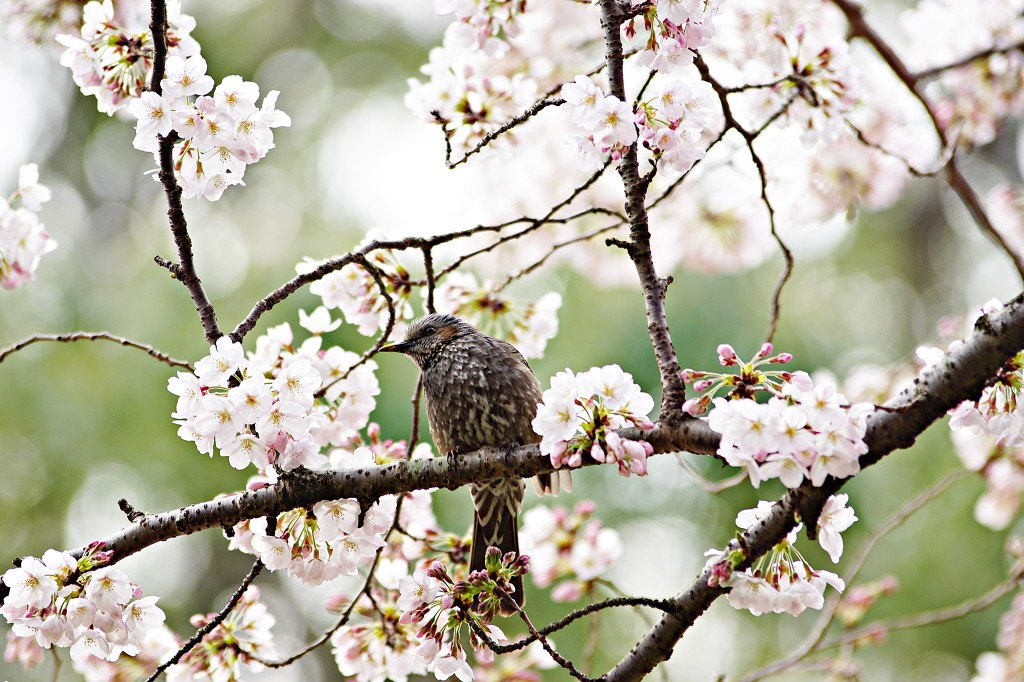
422, 324, 438, 335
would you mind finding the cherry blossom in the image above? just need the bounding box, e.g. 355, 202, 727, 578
1, 545, 165, 665
0, 163, 56, 290
532, 365, 655, 476
708, 500, 849, 617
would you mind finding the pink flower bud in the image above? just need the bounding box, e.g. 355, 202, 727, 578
680, 368, 700, 382
756, 342, 773, 359
693, 379, 713, 393
771, 353, 793, 364
682, 398, 705, 416
590, 441, 606, 463
717, 344, 739, 366
708, 559, 733, 587
324, 593, 351, 614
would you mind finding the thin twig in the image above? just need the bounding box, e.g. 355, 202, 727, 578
946, 159, 1024, 281
914, 41, 1024, 81
436, 97, 565, 169
0, 331, 191, 368
231, 165, 612, 341
145, 560, 264, 681
830, 0, 1024, 283
494, 221, 624, 291
821, 570, 1024, 649
675, 456, 749, 493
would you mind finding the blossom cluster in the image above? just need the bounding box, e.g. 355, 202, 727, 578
169, 307, 380, 472
396, 552, 529, 682
59, 1, 290, 200
2, 0, 85, 43
635, 77, 717, 175
433, 271, 561, 358
57, 0, 198, 115
519, 501, 623, 602
229, 490, 387, 586
532, 364, 655, 477
560, 75, 639, 171
628, 0, 721, 70
405, 0, 546, 154
331, 596, 428, 682
1, 544, 165, 665
560, 0, 721, 172
0, 163, 55, 290
689, 344, 873, 488
706, 496, 855, 617
128, 58, 291, 200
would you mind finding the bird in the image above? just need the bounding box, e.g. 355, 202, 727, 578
381, 312, 561, 611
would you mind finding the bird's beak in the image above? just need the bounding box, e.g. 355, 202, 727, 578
380, 341, 412, 354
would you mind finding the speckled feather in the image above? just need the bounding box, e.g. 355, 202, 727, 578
385, 313, 545, 609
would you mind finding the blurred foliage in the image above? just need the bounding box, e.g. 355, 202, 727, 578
1, 0, 1023, 680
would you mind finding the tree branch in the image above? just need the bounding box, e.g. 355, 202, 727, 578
602, 290, 1024, 680
599, 0, 687, 422
0, 331, 191, 369
149, 0, 222, 344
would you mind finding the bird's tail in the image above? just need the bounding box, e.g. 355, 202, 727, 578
470, 478, 525, 612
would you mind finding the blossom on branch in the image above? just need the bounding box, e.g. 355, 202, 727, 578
1, 544, 166, 666
532, 364, 655, 476
687, 345, 872, 488
169, 310, 380, 471
707, 498, 851, 617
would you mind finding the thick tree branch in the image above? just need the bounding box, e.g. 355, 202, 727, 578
59, 420, 717, 565
601, 291, 1024, 680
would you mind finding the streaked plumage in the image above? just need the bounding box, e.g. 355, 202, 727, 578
382, 313, 548, 610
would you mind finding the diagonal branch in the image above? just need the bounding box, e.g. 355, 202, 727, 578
145, 559, 263, 681
602, 290, 1024, 680
829, 0, 1024, 283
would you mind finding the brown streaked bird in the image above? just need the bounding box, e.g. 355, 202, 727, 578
382, 313, 563, 611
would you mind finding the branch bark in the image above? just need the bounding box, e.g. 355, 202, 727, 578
602, 290, 1024, 680
599, 0, 688, 422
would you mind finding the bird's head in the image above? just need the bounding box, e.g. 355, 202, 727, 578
380, 313, 473, 366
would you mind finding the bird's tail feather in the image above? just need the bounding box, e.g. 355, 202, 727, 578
471, 478, 525, 611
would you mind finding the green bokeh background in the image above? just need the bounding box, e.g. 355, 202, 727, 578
1, 1, 1022, 679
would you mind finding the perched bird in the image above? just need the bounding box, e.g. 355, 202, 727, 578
382, 313, 562, 610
